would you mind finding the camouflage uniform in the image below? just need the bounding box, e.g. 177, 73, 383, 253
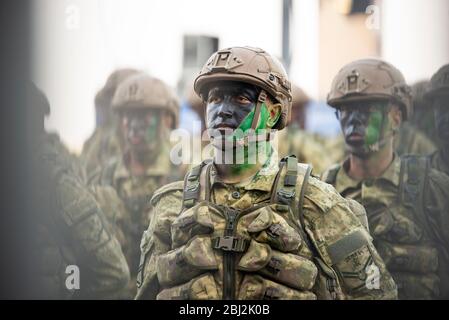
28, 84, 129, 299
90, 73, 180, 296
135, 47, 397, 300
393, 122, 437, 157
323, 58, 449, 299
426, 64, 449, 176
81, 68, 141, 175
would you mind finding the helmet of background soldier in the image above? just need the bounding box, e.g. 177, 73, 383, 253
289, 84, 310, 127
194, 46, 292, 130
425, 64, 449, 101
327, 58, 412, 120
112, 73, 180, 129
95, 68, 141, 109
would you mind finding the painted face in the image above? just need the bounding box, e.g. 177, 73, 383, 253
337, 100, 390, 156
205, 82, 259, 131
433, 95, 449, 144
119, 108, 160, 153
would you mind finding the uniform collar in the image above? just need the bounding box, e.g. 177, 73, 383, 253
210, 148, 280, 192
336, 153, 401, 191
114, 145, 171, 181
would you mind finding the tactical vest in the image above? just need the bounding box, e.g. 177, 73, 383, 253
147, 156, 346, 300
324, 155, 448, 299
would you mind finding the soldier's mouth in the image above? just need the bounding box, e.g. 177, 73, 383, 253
347, 133, 364, 142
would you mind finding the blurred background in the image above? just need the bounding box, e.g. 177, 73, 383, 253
31, 0, 449, 153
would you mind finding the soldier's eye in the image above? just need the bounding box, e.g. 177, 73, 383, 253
236, 95, 251, 104
207, 95, 221, 104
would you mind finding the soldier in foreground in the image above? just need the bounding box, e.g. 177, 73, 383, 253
426, 64, 449, 175
81, 68, 141, 175
322, 59, 449, 299
27, 82, 130, 299
136, 46, 397, 300
89, 73, 180, 295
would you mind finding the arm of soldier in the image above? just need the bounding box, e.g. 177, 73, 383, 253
423, 169, 449, 246
135, 184, 184, 299
302, 178, 397, 300
55, 173, 130, 299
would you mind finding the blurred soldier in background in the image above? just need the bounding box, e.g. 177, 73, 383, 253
325, 81, 438, 166
409, 81, 440, 146
322, 59, 449, 300
426, 64, 449, 175
89, 73, 180, 295
278, 85, 333, 175
393, 81, 437, 156
81, 68, 141, 175
136, 47, 396, 300
27, 82, 130, 299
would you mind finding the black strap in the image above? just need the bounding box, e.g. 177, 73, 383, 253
182, 160, 213, 209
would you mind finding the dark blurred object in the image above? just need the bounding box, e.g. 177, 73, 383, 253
409, 81, 439, 146
336, 0, 373, 15
0, 0, 32, 299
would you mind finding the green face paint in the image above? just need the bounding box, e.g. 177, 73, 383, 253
364, 110, 383, 147
229, 102, 270, 142
228, 103, 274, 175
144, 115, 159, 144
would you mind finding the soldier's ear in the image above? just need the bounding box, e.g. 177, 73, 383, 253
266, 101, 282, 129
389, 104, 402, 131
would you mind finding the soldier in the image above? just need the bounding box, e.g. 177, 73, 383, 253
278, 85, 334, 175
425, 64, 449, 175
322, 58, 449, 299
81, 68, 141, 175
27, 82, 130, 299
135, 46, 397, 300
89, 73, 180, 296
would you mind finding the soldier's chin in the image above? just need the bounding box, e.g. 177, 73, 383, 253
346, 143, 371, 159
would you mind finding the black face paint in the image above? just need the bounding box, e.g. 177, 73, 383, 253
337, 101, 389, 157
205, 81, 259, 132
434, 96, 449, 145
120, 108, 160, 153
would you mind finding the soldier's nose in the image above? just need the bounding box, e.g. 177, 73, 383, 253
217, 104, 233, 119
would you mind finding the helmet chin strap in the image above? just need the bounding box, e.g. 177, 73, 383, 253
238, 90, 273, 146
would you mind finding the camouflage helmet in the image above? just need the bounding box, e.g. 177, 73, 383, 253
327, 58, 412, 120
194, 46, 292, 130
425, 64, 449, 100
95, 68, 141, 109
112, 73, 180, 128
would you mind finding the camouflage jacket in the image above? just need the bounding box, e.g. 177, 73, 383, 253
81, 125, 123, 176
394, 122, 437, 157
31, 133, 130, 299
136, 152, 397, 300
322, 155, 449, 299
89, 144, 178, 295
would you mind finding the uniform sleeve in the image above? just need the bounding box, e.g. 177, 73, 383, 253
135, 187, 184, 300
302, 177, 398, 300
55, 173, 130, 299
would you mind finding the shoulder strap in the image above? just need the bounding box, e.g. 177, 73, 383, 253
182, 160, 213, 209
399, 155, 430, 213
322, 164, 341, 186
398, 155, 434, 239
271, 156, 312, 220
